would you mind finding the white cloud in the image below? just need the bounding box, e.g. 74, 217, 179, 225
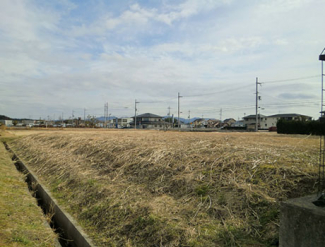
258, 0, 312, 13
0, 0, 324, 120
69, 0, 231, 37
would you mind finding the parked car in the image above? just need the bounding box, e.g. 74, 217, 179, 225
268, 126, 277, 132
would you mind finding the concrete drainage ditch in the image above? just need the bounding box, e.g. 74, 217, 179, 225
4, 142, 95, 247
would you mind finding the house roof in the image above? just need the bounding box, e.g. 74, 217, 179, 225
135, 113, 162, 118
243, 114, 266, 119
243, 113, 312, 120
267, 113, 312, 118
223, 118, 236, 122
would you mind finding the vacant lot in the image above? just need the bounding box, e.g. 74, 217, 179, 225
9, 130, 319, 246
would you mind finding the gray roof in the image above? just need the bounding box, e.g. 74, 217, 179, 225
244, 113, 312, 119
135, 113, 162, 118
267, 113, 312, 118
243, 114, 266, 119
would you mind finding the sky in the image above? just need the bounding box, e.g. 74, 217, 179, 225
1, 0, 325, 121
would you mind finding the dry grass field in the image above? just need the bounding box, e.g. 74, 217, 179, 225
8, 129, 320, 246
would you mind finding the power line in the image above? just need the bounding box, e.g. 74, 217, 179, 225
260, 75, 319, 84
184, 84, 249, 98
140, 99, 177, 104
194, 100, 318, 114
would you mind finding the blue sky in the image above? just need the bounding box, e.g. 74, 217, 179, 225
1, 0, 324, 120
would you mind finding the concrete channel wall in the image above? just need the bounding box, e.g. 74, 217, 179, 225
6, 144, 95, 247
280, 194, 325, 247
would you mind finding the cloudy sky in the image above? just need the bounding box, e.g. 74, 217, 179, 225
1, 0, 324, 120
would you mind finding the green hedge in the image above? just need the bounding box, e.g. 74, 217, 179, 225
277, 119, 325, 135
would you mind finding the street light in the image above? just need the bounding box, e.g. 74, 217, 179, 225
314, 48, 325, 206
320, 48, 325, 114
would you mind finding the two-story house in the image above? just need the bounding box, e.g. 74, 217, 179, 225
131, 113, 171, 129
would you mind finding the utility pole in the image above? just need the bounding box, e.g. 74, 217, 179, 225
84, 108, 86, 122
104, 103, 108, 128
104, 103, 106, 128
255, 77, 261, 132
188, 110, 191, 128
62, 112, 64, 125
178, 93, 182, 131
72, 110, 75, 127
220, 108, 222, 121
135, 99, 140, 130
167, 106, 172, 128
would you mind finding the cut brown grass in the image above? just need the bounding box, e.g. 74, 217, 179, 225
10, 130, 319, 246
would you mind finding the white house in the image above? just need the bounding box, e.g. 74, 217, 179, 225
243, 113, 312, 130
117, 117, 133, 128
0, 120, 13, 126
243, 114, 266, 130
231, 120, 245, 127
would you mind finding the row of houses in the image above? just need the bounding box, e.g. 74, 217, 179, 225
0, 119, 34, 127
120, 113, 313, 130
1, 113, 313, 130
127, 113, 313, 130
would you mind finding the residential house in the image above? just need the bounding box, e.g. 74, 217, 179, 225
243, 114, 266, 130
231, 120, 245, 127
117, 117, 133, 128
106, 118, 117, 128
193, 118, 206, 128
267, 113, 312, 122
0, 120, 13, 126
131, 113, 171, 129
243, 113, 312, 130
22, 119, 34, 126
207, 119, 221, 128
223, 118, 236, 127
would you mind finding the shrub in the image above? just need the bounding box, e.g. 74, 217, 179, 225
277, 119, 325, 135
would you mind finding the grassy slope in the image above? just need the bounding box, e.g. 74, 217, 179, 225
10, 131, 319, 246
0, 131, 58, 247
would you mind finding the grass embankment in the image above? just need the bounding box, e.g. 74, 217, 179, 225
0, 131, 58, 247
10, 131, 319, 246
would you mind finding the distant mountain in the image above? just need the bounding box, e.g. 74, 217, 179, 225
96, 116, 117, 121
0, 115, 12, 120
